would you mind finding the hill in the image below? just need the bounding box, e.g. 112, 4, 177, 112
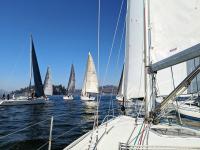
10, 85, 118, 96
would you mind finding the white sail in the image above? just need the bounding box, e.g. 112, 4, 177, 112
150, 0, 200, 96
81, 52, 98, 95
43, 66, 53, 96
123, 0, 144, 100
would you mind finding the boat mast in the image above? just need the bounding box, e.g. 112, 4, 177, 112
29, 35, 33, 97
144, 0, 151, 119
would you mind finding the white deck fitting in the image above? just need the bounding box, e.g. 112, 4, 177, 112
63, 95, 74, 100
81, 96, 95, 101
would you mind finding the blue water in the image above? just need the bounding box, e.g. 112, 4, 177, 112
0, 96, 125, 150
0, 96, 199, 150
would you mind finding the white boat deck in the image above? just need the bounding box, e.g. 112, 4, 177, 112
64, 116, 200, 150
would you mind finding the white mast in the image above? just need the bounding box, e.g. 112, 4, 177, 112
29, 35, 33, 96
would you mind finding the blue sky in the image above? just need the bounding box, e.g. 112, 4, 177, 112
0, 0, 126, 91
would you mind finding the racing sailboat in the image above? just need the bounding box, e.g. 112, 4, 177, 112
44, 66, 53, 96
63, 64, 75, 100
81, 52, 99, 101
0, 36, 47, 106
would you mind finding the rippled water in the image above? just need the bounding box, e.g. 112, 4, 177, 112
0, 96, 126, 150
0, 96, 199, 150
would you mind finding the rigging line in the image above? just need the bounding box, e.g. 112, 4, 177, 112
37, 124, 84, 150
96, 0, 101, 128
93, 0, 101, 145
170, 66, 182, 125
36, 141, 49, 150
0, 118, 50, 139
104, 0, 126, 118
99, 0, 125, 97
107, 13, 126, 117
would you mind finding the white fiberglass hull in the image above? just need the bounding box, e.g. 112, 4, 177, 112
80, 96, 95, 101
0, 98, 48, 106
64, 116, 200, 150
116, 95, 123, 101
63, 95, 73, 100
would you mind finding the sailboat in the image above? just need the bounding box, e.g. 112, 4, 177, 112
81, 52, 98, 101
63, 64, 75, 100
64, 0, 200, 149
0, 36, 47, 106
44, 66, 53, 96
116, 66, 124, 101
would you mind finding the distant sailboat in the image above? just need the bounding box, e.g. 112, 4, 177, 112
44, 66, 53, 96
63, 64, 75, 100
81, 52, 98, 101
0, 36, 47, 106
116, 66, 124, 101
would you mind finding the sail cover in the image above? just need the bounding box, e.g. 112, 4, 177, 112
31, 38, 44, 97
82, 52, 99, 95
149, 0, 200, 96
117, 66, 124, 96
66, 64, 75, 95
44, 66, 53, 96
123, 0, 145, 100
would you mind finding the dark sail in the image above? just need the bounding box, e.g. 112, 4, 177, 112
31, 37, 44, 97
117, 66, 124, 95
66, 64, 75, 95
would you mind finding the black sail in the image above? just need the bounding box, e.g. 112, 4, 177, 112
31, 38, 44, 97
117, 66, 124, 95
66, 64, 75, 95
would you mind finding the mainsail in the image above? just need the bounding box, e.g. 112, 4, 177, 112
117, 66, 124, 97
66, 64, 75, 95
44, 66, 53, 96
149, 0, 200, 96
123, 0, 144, 100
31, 37, 44, 97
82, 52, 98, 95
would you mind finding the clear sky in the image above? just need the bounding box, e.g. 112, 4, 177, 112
0, 0, 126, 91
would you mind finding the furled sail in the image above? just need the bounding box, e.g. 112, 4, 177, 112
31, 38, 44, 97
117, 66, 124, 97
123, 0, 145, 100
82, 52, 98, 95
44, 66, 53, 96
66, 64, 75, 95
149, 0, 200, 96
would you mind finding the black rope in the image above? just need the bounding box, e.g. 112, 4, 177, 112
121, 97, 126, 115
